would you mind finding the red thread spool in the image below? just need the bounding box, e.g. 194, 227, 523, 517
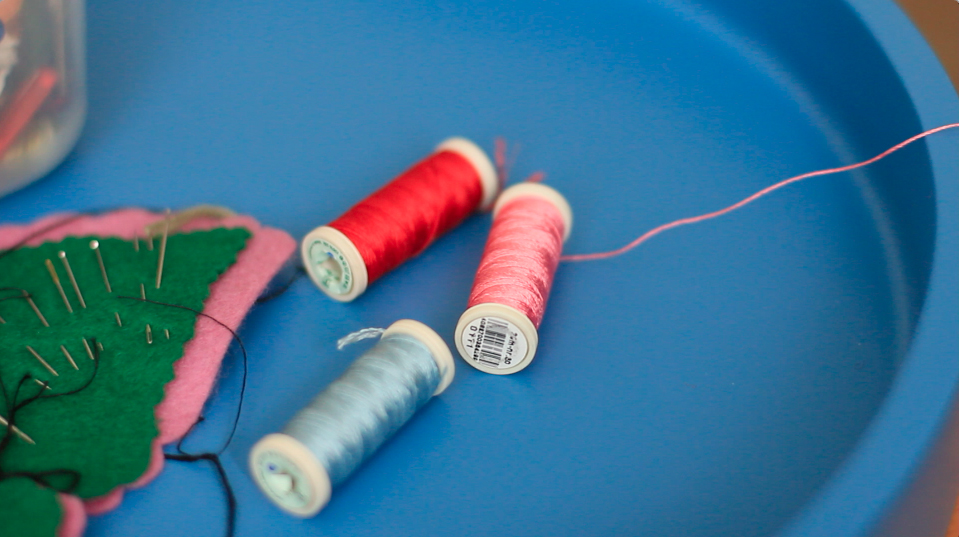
302, 138, 498, 301
455, 183, 573, 374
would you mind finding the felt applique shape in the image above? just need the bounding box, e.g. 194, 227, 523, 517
0, 209, 295, 537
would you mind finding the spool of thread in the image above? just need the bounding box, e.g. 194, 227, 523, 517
249, 319, 455, 517
301, 138, 498, 302
454, 183, 573, 375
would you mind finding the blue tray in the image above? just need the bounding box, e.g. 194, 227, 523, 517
1, 1, 956, 536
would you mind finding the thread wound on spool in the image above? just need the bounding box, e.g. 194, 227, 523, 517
456, 183, 571, 374
471, 194, 566, 327
250, 320, 454, 516
302, 139, 496, 301
330, 150, 482, 283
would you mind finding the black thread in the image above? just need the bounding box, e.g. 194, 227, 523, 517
254, 265, 306, 305
0, 214, 88, 261
162, 413, 236, 535
0, 206, 172, 262
117, 296, 249, 537
0, 287, 34, 302
164, 452, 236, 537
116, 296, 247, 454
0, 338, 101, 493
1, 213, 255, 537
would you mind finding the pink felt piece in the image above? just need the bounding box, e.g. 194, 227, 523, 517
82, 441, 163, 516
1, 209, 296, 536
56, 494, 87, 537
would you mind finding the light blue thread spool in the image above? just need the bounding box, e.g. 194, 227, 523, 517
250, 319, 455, 517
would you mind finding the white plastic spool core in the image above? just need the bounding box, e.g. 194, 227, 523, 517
300, 225, 368, 302
249, 319, 454, 516
301, 138, 497, 301
455, 182, 573, 375
249, 433, 332, 518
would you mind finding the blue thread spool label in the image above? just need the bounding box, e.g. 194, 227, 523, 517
461, 317, 528, 370
253, 450, 314, 512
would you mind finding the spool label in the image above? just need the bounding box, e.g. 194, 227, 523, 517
461, 317, 527, 370
307, 238, 353, 296
253, 449, 313, 511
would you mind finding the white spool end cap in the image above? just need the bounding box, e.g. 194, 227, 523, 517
301, 226, 369, 302
383, 319, 456, 395
436, 137, 499, 211
249, 433, 332, 518
493, 182, 573, 242
454, 303, 539, 375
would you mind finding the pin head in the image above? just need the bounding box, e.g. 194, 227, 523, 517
90, 240, 99, 249
58, 250, 66, 259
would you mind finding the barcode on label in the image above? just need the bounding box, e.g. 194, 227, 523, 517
476, 319, 509, 367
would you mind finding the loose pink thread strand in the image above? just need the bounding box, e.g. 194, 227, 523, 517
495, 138, 546, 186
561, 123, 959, 262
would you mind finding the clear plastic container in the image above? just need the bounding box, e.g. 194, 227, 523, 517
0, 0, 85, 197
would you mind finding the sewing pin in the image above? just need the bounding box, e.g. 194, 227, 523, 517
0, 414, 35, 444
115, 311, 123, 326
26, 346, 58, 377
34, 379, 51, 390
25, 296, 49, 327
60, 345, 79, 370
134, 233, 140, 252
156, 209, 170, 289
146, 324, 153, 344
0, 312, 5, 324
90, 240, 112, 293
164, 328, 170, 339
58, 251, 86, 309
97, 341, 104, 352
44, 258, 73, 313
140, 283, 146, 300
146, 233, 154, 251
82, 338, 95, 360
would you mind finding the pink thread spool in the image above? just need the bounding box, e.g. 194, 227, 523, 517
454, 183, 573, 374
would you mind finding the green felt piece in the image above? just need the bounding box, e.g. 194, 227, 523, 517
0, 478, 62, 537
0, 228, 250, 536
